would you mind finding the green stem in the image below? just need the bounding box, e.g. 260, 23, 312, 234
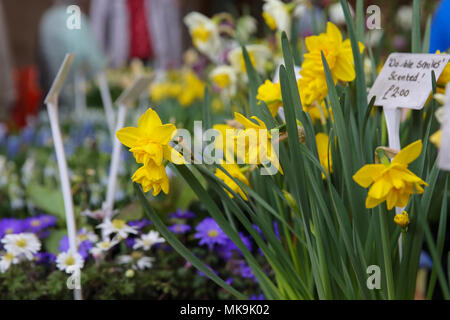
379, 207, 395, 299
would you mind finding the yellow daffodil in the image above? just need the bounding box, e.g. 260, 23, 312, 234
298, 22, 364, 106
436, 50, 450, 86
184, 12, 221, 60
215, 162, 250, 200
213, 124, 238, 162
353, 140, 428, 210
178, 70, 205, 107
117, 108, 184, 167
229, 44, 271, 75
315, 133, 333, 179
305, 102, 331, 124
132, 162, 170, 196
430, 130, 442, 148
257, 80, 283, 117
394, 211, 410, 228
262, 0, 291, 35
233, 112, 283, 174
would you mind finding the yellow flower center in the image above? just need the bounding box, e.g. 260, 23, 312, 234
262, 12, 277, 30
65, 255, 75, 266
5, 252, 14, 261
192, 25, 211, 45
131, 251, 143, 259
5, 228, 13, 234
208, 230, 219, 238
112, 219, 126, 230
213, 73, 231, 89
16, 238, 27, 248
31, 220, 41, 227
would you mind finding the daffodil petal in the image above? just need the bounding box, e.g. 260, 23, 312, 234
393, 140, 423, 165
116, 127, 140, 148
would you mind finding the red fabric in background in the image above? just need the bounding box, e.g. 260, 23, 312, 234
127, 0, 153, 60
11, 66, 41, 129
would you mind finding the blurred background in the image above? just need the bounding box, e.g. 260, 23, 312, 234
0, 0, 442, 126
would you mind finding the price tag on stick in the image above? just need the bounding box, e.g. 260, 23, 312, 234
369, 53, 450, 261
369, 53, 450, 109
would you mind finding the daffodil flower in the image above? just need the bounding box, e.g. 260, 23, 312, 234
298, 22, 364, 106
117, 108, 184, 166
233, 112, 283, 174
353, 140, 428, 210
256, 80, 283, 117
215, 162, 250, 201
315, 133, 333, 179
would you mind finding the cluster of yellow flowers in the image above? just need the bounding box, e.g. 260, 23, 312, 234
150, 70, 205, 107
116, 109, 184, 196
213, 112, 283, 200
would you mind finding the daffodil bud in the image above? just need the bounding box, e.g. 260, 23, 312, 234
394, 211, 410, 228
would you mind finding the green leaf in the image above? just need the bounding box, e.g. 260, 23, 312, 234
27, 184, 65, 221
116, 201, 144, 221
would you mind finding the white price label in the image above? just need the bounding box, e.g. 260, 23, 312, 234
369, 53, 450, 109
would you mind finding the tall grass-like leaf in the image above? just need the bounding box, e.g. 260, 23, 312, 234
134, 183, 247, 299
339, 0, 367, 123
412, 0, 421, 53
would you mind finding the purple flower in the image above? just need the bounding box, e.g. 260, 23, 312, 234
168, 223, 191, 234
239, 262, 257, 282
25, 215, 57, 233
128, 219, 152, 230
225, 277, 234, 286
35, 252, 56, 265
218, 232, 252, 260
58, 236, 93, 260
249, 293, 265, 300
0, 218, 25, 238
125, 237, 136, 248
169, 209, 195, 220
194, 218, 228, 250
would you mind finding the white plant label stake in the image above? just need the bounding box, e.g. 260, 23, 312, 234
44, 54, 82, 300
438, 83, 450, 171
97, 71, 116, 139
104, 75, 153, 218
369, 53, 450, 260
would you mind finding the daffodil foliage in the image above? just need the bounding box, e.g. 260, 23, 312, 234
134, 0, 450, 300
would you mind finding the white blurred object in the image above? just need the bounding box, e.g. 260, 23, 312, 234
438, 84, 450, 170
365, 29, 384, 48
396, 5, 413, 31
329, 2, 354, 25
90, 0, 129, 68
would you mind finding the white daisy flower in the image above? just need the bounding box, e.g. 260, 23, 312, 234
90, 238, 119, 258
133, 230, 165, 251
97, 219, 138, 239
1, 233, 41, 260
135, 256, 154, 270
56, 251, 84, 274
0, 251, 19, 273
117, 254, 133, 265
77, 228, 99, 244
